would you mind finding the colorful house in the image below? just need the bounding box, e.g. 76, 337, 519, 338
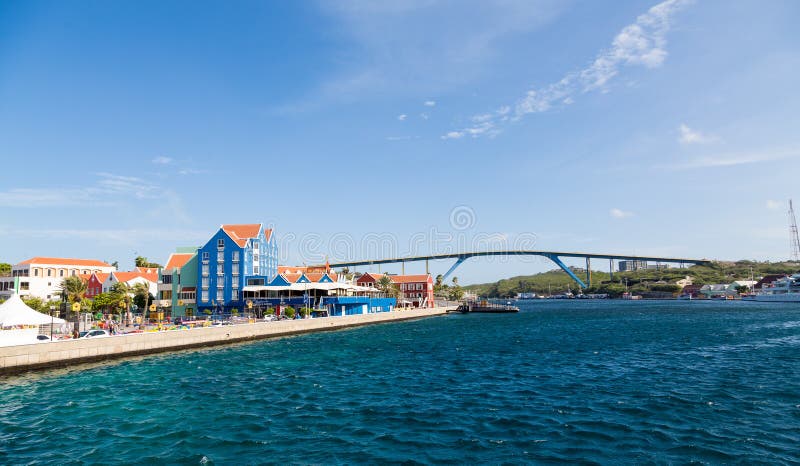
356, 273, 435, 307
0, 257, 115, 301
158, 247, 198, 318
102, 270, 159, 297
84, 273, 110, 298
196, 223, 278, 315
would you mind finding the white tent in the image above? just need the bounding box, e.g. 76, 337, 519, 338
0, 293, 66, 327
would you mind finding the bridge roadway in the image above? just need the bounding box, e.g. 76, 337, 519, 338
323, 250, 711, 289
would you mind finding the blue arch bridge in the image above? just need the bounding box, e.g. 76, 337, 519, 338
322, 250, 711, 289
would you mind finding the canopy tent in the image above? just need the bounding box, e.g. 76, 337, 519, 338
0, 293, 66, 327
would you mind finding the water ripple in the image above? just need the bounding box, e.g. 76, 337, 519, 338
2, 301, 800, 464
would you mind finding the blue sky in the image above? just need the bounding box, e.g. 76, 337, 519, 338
1, 0, 799, 284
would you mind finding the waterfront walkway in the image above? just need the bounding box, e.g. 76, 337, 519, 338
0, 307, 451, 375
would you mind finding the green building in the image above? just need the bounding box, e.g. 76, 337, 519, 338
158, 247, 198, 319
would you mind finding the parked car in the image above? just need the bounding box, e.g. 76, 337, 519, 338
81, 329, 110, 339
36, 334, 53, 342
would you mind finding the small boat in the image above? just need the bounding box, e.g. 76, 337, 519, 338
450, 300, 519, 313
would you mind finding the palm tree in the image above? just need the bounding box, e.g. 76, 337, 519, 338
60, 275, 87, 303
132, 282, 151, 313
110, 282, 132, 325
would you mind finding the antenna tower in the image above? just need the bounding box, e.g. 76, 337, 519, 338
789, 199, 800, 262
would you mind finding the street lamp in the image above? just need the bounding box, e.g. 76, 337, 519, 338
49, 304, 55, 340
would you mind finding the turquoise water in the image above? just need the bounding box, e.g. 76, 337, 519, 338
2, 300, 800, 464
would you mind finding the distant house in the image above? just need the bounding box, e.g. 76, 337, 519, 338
699, 284, 732, 298
102, 271, 159, 297
85, 273, 110, 298
680, 284, 703, 298
356, 273, 434, 308
754, 274, 786, 290
0, 257, 115, 301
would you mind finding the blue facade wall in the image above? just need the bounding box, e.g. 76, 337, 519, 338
197, 225, 279, 314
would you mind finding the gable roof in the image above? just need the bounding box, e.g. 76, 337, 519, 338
356, 272, 383, 283
164, 253, 194, 271
90, 273, 110, 284
221, 224, 262, 247
18, 257, 112, 267
389, 274, 432, 284
110, 271, 158, 283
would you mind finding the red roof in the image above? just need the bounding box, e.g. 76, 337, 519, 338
282, 273, 303, 283
164, 253, 194, 271
91, 273, 110, 284
112, 271, 158, 283
18, 257, 112, 267
356, 272, 383, 283
389, 274, 432, 284
221, 224, 262, 247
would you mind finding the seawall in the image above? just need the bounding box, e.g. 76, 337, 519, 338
0, 307, 450, 375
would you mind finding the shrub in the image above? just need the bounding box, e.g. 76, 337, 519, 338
284, 306, 296, 319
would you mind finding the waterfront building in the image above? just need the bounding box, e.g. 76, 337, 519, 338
197, 223, 278, 314
101, 270, 159, 297
157, 248, 198, 318
0, 257, 115, 301
356, 273, 435, 308
84, 273, 110, 298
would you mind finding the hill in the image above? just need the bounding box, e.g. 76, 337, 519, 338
463, 261, 800, 298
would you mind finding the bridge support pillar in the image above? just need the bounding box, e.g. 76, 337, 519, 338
402, 261, 405, 275
545, 254, 587, 289
443, 256, 467, 282
609, 259, 614, 281
586, 257, 592, 288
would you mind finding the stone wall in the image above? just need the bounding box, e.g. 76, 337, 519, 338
0, 307, 449, 375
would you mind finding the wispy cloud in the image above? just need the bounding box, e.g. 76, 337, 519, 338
178, 168, 207, 176
679, 124, 718, 144
610, 208, 634, 219
397, 114, 407, 121
152, 156, 174, 165
668, 146, 800, 170
443, 0, 692, 139
0, 172, 159, 207
766, 199, 782, 210
424, 100, 436, 107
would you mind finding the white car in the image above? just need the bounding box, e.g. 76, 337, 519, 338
81, 329, 110, 339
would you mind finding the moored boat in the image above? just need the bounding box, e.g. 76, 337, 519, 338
744, 273, 800, 302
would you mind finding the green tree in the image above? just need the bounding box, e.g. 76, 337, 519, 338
135, 256, 162, 269
298, 307, 310, 318
284, 306, 296, 319
0, 262, 11, 276
21, 296, 48, 313
132, 282, 152, 310
265, 307, 276, 316
60, 275, 87, 303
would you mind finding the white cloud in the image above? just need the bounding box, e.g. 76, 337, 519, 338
397, 114, 407, 121
0, 172, 160, 207
178, 168, 206, 176
424, 100, 436, 107
420, 113, 429, 120
443, 0, 692, 139
668, 146, 800, 170
679, 124, 718, 144
610, 208, 634, 219
152, 156, 173, 165
766, 199, 782, 210
441, 131, 464, 140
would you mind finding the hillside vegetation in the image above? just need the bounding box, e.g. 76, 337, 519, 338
464, 261, 800, 298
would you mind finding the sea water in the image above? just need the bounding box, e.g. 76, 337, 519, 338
1, 300, 799, 464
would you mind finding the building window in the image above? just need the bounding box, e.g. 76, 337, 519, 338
232, 289, 239, 301
218, 239, 224, 249
202, 252, 209, 262
253, 241, 259, 250
232, 251, 239, 262
201, 291, 208, 302
217, 251, 224, 262
47, 269, 52, 277
59, 270, 64, 277
232, 277, 239, 287
202, 277, 209, 288
253, 265, 259, 275
416, 284, 422, 290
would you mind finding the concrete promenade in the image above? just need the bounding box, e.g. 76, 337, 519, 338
0, 307, 450, 375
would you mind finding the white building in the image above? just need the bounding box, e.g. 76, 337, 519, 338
102, 271, 159, 298
0, 257, 115, 301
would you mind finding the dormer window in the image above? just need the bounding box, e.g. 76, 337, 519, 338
217, 239, 225, 249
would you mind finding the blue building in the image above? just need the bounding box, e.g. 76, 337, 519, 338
197, 223, 278, 315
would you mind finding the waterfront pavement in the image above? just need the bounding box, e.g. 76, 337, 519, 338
0, 307, 451, 375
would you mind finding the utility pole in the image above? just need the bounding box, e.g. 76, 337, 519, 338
789, 199, 800, 262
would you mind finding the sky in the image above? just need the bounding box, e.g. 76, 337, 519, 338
1, 0, 799, 284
